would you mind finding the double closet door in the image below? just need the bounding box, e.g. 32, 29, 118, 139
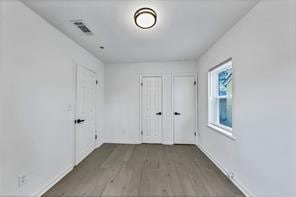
141, 75, 196, 144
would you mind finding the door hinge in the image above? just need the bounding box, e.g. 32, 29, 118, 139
96, 80, 98, 85
95, 134, 98, 140
194, 81, 197, 85
141, 130, 143, 135
141, 82, 143, 86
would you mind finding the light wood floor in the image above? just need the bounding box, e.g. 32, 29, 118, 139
44, 144, 244, 197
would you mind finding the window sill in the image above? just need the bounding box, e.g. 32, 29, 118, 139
207, 124, 236, 141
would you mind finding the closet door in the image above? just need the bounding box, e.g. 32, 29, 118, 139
141, 76, 163, 143
173, 75, 196, 144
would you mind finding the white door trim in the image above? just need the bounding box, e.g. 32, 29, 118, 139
73, 63, 97, 166
172, 73, 198, 145
139, 74, 164, 144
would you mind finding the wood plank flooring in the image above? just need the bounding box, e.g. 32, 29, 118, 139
44, 144, 244, 197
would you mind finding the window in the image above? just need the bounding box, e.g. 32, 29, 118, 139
208, 58, 233, 137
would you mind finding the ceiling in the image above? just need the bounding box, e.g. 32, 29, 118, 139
22, 0, 258, 64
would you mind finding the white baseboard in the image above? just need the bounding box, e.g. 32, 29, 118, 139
162, 143, 174, 145
34, 140, 101, 197
35, 166, 73, 197
96, 138, 104, 148
103, 139, 174, 145
196, 144, 253, 197
34, 141, 251, 197
103, 139, 142, 144
162, 140, 174, 145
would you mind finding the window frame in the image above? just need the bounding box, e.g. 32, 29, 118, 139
208, 58, 235, 140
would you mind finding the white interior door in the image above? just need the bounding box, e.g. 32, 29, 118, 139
173, 75, 196, 144
141, 76, 163, 143
75, 65, 96, 165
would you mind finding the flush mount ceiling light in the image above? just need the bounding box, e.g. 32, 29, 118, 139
134, 8, 157, 29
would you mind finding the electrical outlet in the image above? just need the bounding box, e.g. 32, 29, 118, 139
18, 175, 27, 187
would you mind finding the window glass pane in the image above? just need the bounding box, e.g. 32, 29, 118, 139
218, 68, 232, 97
219, 97, 232, 128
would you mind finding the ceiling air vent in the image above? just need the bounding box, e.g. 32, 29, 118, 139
71, 20, 93, 35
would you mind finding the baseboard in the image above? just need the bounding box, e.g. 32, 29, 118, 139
103, 139, 142, 144
34, 142, 251, 196
196, 144, 253, 197
96, 138, 104, 148
103, 139, 175, 145
34, 166, 73, 197
162, 140, 174, 145
36, 140, 104, 196
162, 143, 174, 145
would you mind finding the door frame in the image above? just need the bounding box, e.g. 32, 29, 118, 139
139, 74, 164, 144
73, 63, 97, 166
172, 73, 198, 145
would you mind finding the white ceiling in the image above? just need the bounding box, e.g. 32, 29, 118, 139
23, 0, 258, 64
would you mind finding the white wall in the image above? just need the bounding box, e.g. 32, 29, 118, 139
196, 0, 296, 196
104, 61, 197, 145
1, 0, 295, 196
0, 0, 104, 196
0, 0, 4, 194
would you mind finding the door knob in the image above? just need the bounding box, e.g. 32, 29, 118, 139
174, 112, 181, 115
75, 119, 85, 124
156, 112, 162, 115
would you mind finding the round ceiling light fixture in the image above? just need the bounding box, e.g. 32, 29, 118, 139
134, 8, 157, 29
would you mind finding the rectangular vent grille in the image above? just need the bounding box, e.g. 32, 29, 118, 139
71, 20, 93, 35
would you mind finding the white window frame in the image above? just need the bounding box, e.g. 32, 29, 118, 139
208, 58, 235, 140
